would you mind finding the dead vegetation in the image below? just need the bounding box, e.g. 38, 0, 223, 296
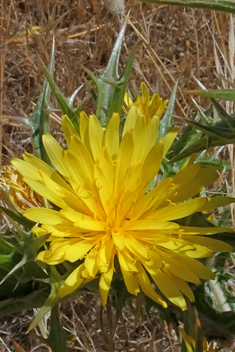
0, 0, 234, 351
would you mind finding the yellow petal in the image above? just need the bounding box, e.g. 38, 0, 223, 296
31, 226, 48, 237
150, 197, 207, 221
172, 163, 201, 189
74, 219, 106, 231
125, 235, 149, 261
94, 148, 114, 213
115, 131, 134, 191
143, 251, 163, 273
120, 268, 140, 296
180, 226, 234, 235
154, 248, 201, 285
132, 177, 173, 219
37, 249, 65, 264
58, 264, 85, 298
60, 207, 92, 222
184, 236, 233, 253
42, 134, 70, 178
62, 114, 78, 149
112, 230, 125, 250
151, 269, 187, 310
40, 224, 75, 238
141, 115, 159, 159
37, 169, 89, 213
161, 126, 179, 156
64, 150, 92, 189
200, 196, 235, 213
171, 166, 218, 203
23, 177, 67, 208
98, 239, 115, 271
69, 135, 94, 178
23, 152, 71, 191
64, 240, 94, 262
180, 328, 195, 352
128, 220, 179, 231
105, 113, 120, 159
173, 253, 215, 280
132, 114, 146, 163
166, 271, 195, 302
37, 239, 73, 264
138, 139, 164, 193
141, 82, 149, 101
24, 207, 71, 225
99, 267, 113, 306
89, 114, 104, 161
135, 261, 167, 308
122, 105, 138, 136
11, 158, 42, 181
84, 248, 99, 277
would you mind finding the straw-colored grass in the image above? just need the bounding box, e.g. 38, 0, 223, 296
0, 1, 234, 351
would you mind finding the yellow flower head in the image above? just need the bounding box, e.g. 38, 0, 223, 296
11, 106, 233, 309
124, 82, 168, 123
0, 165, 45, 212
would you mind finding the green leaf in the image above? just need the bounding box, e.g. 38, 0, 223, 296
195, 149, 230, 171
36, 306, 68, 352
0, 205, 35, 231
42, 67, 82, 132
138, 0, 235, 14
0, 288, 50, 318
186, 89, 235, 101
85, 21, 137, 125
0, 232, 49, 284
28, 267, 63, 331
159, 78, 180, 139
169, 116, 235, 163
29, 38, 55, 163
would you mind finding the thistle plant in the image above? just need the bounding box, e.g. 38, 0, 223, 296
1, 21, 235, 352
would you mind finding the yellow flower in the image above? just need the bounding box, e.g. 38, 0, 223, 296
11, 106, 233, 309
123, 82, 168, 123
0, 165, 46, 212
180, 328, 218, 352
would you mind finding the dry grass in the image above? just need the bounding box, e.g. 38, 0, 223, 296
0, 0, 234, 351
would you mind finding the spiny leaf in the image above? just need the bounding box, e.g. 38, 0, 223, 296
0, 288, 50, 317
186, 89, 235, 101
159, 78, 180, 139
0, 233, 49, 284
85, 21, 137, 125
43, 66, 82, 132
0, 205, 35, 231
138, 0, 235, 14
28, 267, 64, 331
29, 38, 55, 163
169, 117, 235, 163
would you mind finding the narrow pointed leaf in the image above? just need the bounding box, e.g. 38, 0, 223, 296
28, 268, 63, 331
30, 39, 55, 163
42, 67, 81, 132
0, 288, 50, 317
0, 206, 35, 230
84, 21, 136, 125
138, 0, 235, 14
36, 306, 68, 352
159, 78, 180, 138
186, 89, 235, 101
